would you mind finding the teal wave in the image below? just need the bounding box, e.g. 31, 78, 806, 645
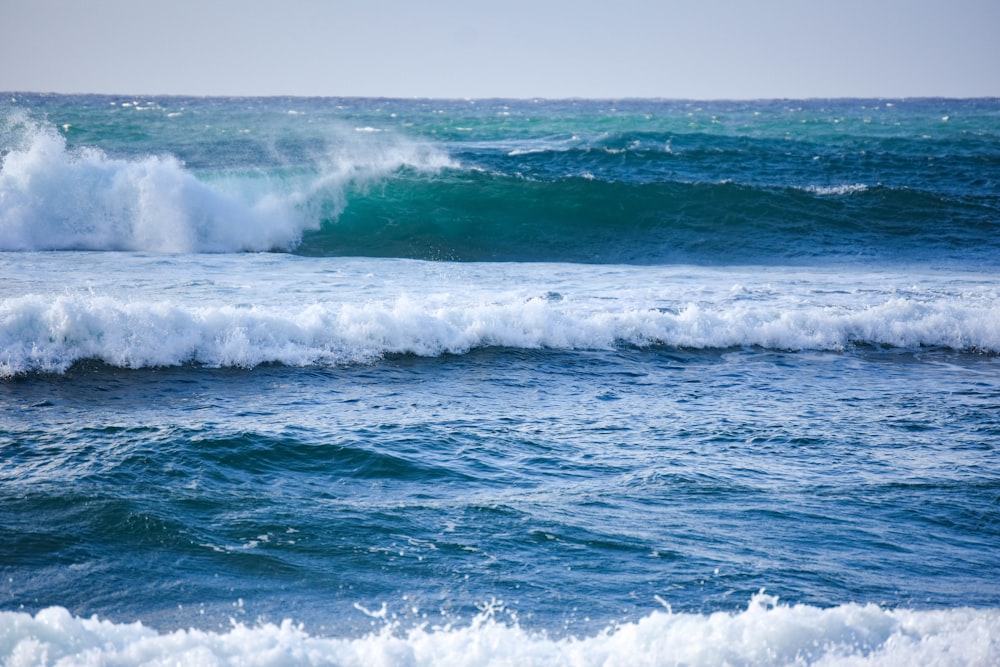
297, 171, 1000, 263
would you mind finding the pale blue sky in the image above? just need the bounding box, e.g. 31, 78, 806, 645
2, 0, 997, 98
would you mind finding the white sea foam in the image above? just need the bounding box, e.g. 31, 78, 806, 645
507, 147, 548, 156
2, 290, 997, 376
0, 116, 453, 253
804, 184, 870, 196
1, 595, 997, 666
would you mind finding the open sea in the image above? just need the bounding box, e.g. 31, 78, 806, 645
1, 94, 999, 665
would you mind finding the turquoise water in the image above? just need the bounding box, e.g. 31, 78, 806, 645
1, 95, 999, 665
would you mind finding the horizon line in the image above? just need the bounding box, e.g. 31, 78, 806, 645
6, 90, 1000, 103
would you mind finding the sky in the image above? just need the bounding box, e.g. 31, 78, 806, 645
1, 0, 998, 99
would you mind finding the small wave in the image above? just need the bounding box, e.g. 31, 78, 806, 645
2, 293, 997, 376
2, 595, 997, 666
804, 183, 870, 196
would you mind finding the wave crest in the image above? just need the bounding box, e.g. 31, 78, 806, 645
0, 115, 454, 253
2, 293, 997, 376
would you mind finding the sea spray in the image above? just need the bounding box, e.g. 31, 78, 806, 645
0, 113, 455, 253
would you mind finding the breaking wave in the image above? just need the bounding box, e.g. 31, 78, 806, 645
2, 292, 997, 376
0, 115, 453, 253
2, 595, 998, 666
3, 115, 997, 264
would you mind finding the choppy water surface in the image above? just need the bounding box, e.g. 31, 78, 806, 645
1, 95, 999, 665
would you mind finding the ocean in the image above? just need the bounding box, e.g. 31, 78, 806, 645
1, 94, 998, 665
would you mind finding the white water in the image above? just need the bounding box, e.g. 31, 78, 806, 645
2, 290, 999, 376
1, 254, 997, 376
0, 117, 452, 253
2, 595, 997, 666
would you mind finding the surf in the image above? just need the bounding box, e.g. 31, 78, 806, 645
2, 595, 997, 666
3, 259, 998, 377
0, 113, 454, 254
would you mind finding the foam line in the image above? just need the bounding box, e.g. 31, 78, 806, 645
2, 293, 997, 376
2, 595, 997, 666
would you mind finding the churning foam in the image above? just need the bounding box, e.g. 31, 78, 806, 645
1, 595, 997, 666
0, 115, 453, 253
2, 292, 998, 376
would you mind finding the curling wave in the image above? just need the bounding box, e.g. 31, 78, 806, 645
0, 116, 454, 253
3, 114, 998, 264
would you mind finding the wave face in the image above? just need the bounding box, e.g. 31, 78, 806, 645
2, 96, 998, 263
3, 597, 998, 666
300, 174, 998, 263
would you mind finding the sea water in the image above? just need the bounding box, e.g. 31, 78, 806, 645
1, 95, 998, 665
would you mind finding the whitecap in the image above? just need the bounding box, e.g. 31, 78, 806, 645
2, 290, 997, 377
804, 184, 870, 196
0, 115, 456, 254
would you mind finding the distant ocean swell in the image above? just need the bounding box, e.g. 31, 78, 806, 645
2, 115, 997, 262
3, 596, 998, 667
3, 292, 997, 376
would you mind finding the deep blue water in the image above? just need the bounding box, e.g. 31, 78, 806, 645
0, 95, 998, 665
